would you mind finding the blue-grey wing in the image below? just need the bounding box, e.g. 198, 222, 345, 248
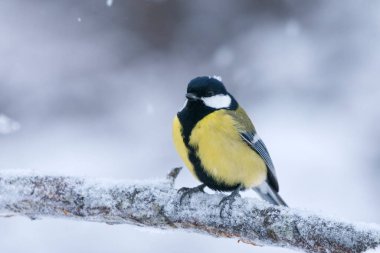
240, 132, 279, 192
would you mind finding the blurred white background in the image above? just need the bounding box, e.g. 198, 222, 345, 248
0, 0, 379, 252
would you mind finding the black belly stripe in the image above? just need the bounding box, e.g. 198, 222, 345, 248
178, 100, 240, 192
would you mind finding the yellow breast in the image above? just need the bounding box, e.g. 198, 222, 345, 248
172, 116, 198, 177
173, 110, 267, 189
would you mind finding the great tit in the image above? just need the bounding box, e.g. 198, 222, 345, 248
172, 76, 287, 209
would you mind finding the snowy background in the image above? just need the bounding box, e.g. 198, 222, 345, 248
0, 0, 379, 252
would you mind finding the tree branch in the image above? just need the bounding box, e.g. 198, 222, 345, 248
0, 168, 379, 253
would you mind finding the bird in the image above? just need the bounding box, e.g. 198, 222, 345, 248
172, 76, 287, 212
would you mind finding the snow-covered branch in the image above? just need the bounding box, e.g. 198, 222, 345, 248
0, 168, 379, 253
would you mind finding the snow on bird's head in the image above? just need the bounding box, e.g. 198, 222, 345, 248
210, 75, 222, 82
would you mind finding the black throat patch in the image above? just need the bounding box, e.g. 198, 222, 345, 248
177, 100, 214, 144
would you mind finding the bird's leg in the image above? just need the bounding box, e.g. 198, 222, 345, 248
178, 184, 206, 204
219, 185, 242, 217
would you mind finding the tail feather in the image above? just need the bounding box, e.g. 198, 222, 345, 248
254, 182, 288, 207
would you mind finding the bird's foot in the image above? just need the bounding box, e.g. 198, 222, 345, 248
178, 184, 206, 204
219, 187, 241, 218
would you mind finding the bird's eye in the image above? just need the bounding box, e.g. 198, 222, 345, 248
207, 91, 215, 96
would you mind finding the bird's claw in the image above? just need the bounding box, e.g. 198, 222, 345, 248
178, 184, 206, 204
219, 191, 241, 218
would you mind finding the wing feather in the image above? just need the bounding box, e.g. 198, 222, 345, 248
228, 108, 279, 192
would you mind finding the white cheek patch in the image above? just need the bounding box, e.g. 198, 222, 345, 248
201, 94, 231, 109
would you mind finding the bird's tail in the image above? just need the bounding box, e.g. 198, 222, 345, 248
253, 182, 288, 207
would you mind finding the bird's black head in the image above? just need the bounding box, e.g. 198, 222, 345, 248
186, 76, 227, 99
183, 76, 237, 110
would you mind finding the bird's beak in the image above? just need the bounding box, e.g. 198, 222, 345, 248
186, 93, 200, 101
